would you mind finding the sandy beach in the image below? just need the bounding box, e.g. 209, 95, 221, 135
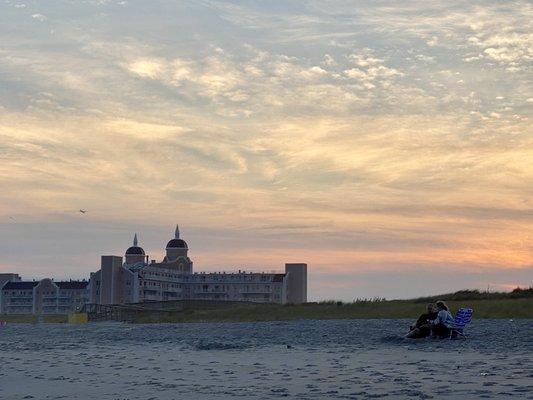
1, 319, 532, 399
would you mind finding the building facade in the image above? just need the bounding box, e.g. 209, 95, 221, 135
89, 225, 307, 305
0, 279, 89, 315
0, 273, 21, 288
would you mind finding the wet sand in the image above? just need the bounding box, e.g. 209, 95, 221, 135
1, 319, 531, 399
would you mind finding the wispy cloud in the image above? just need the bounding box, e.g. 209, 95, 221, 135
0, 0, 531, 299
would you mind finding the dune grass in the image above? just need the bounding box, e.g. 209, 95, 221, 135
131, 298, 533, 324
2, 291, 531, 324
0, 314, 68, 323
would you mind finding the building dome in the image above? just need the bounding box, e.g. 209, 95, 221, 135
125, 246, 145, 255
166, 224, 188, 249
125, 233, 145, 255
166, 238, 188, 249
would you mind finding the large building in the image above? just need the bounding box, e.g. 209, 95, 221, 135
0, 273, 21, 289
0, 278, 89, 315
89, 225, 307, 305
0, 225, 307, 314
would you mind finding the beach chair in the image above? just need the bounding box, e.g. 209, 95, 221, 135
450, 308, 473, 339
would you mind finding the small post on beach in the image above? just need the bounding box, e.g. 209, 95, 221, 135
68, 313, 89, 324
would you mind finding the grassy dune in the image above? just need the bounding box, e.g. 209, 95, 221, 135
132, 298, 533, 324
2, 292, 530, 324
0, 314, 67, 323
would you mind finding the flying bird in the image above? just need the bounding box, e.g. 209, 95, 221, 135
79, 209, 87, 214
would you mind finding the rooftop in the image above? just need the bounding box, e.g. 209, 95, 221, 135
2, 280, 89, 290
2, 281, 39, 290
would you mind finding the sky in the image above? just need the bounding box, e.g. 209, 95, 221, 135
0, 0, 531, 301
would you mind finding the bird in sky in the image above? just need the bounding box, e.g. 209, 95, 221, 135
79, 209, 87, 214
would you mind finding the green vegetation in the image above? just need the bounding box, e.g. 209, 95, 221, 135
412, 287, 533, 302
132, 297, 533, 324
1, 288, 531, 324
0, 314, 68, 323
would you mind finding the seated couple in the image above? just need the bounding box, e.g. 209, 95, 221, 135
406, 300, 455, 339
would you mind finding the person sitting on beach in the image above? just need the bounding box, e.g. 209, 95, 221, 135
406, 303, 438, 338
431, 300, 455, 339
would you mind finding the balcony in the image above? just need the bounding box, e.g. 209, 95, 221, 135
194, 290, 227, 294
5, 307, 32, 314
239, 290, 272, 294
191, 293, 228, 299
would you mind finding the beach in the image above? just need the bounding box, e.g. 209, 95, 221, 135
1, 319, 532, 399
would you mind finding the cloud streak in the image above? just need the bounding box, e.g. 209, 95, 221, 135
0, 0, 531, 299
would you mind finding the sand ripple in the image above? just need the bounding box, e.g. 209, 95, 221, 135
0, 319, 531, 399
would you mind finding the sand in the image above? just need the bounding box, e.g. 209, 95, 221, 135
0, 319, 531, 399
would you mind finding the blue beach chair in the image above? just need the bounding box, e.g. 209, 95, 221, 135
450, 308, 473, 339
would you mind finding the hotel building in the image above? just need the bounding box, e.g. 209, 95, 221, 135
89, 226, 307, 305
0, 278, 89, 315
0, 225, 308, 314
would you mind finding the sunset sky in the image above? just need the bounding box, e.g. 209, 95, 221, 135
0, 0, 531, 300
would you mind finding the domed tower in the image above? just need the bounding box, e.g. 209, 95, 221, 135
125, 233, 147, 265
164, 225, 193, 273
166, 225, 188, 259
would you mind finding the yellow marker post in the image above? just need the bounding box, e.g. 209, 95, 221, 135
68, 313, 88, 324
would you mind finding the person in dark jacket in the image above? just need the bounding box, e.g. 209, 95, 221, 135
431, 300, 455, 338
406, 303, 438, 338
